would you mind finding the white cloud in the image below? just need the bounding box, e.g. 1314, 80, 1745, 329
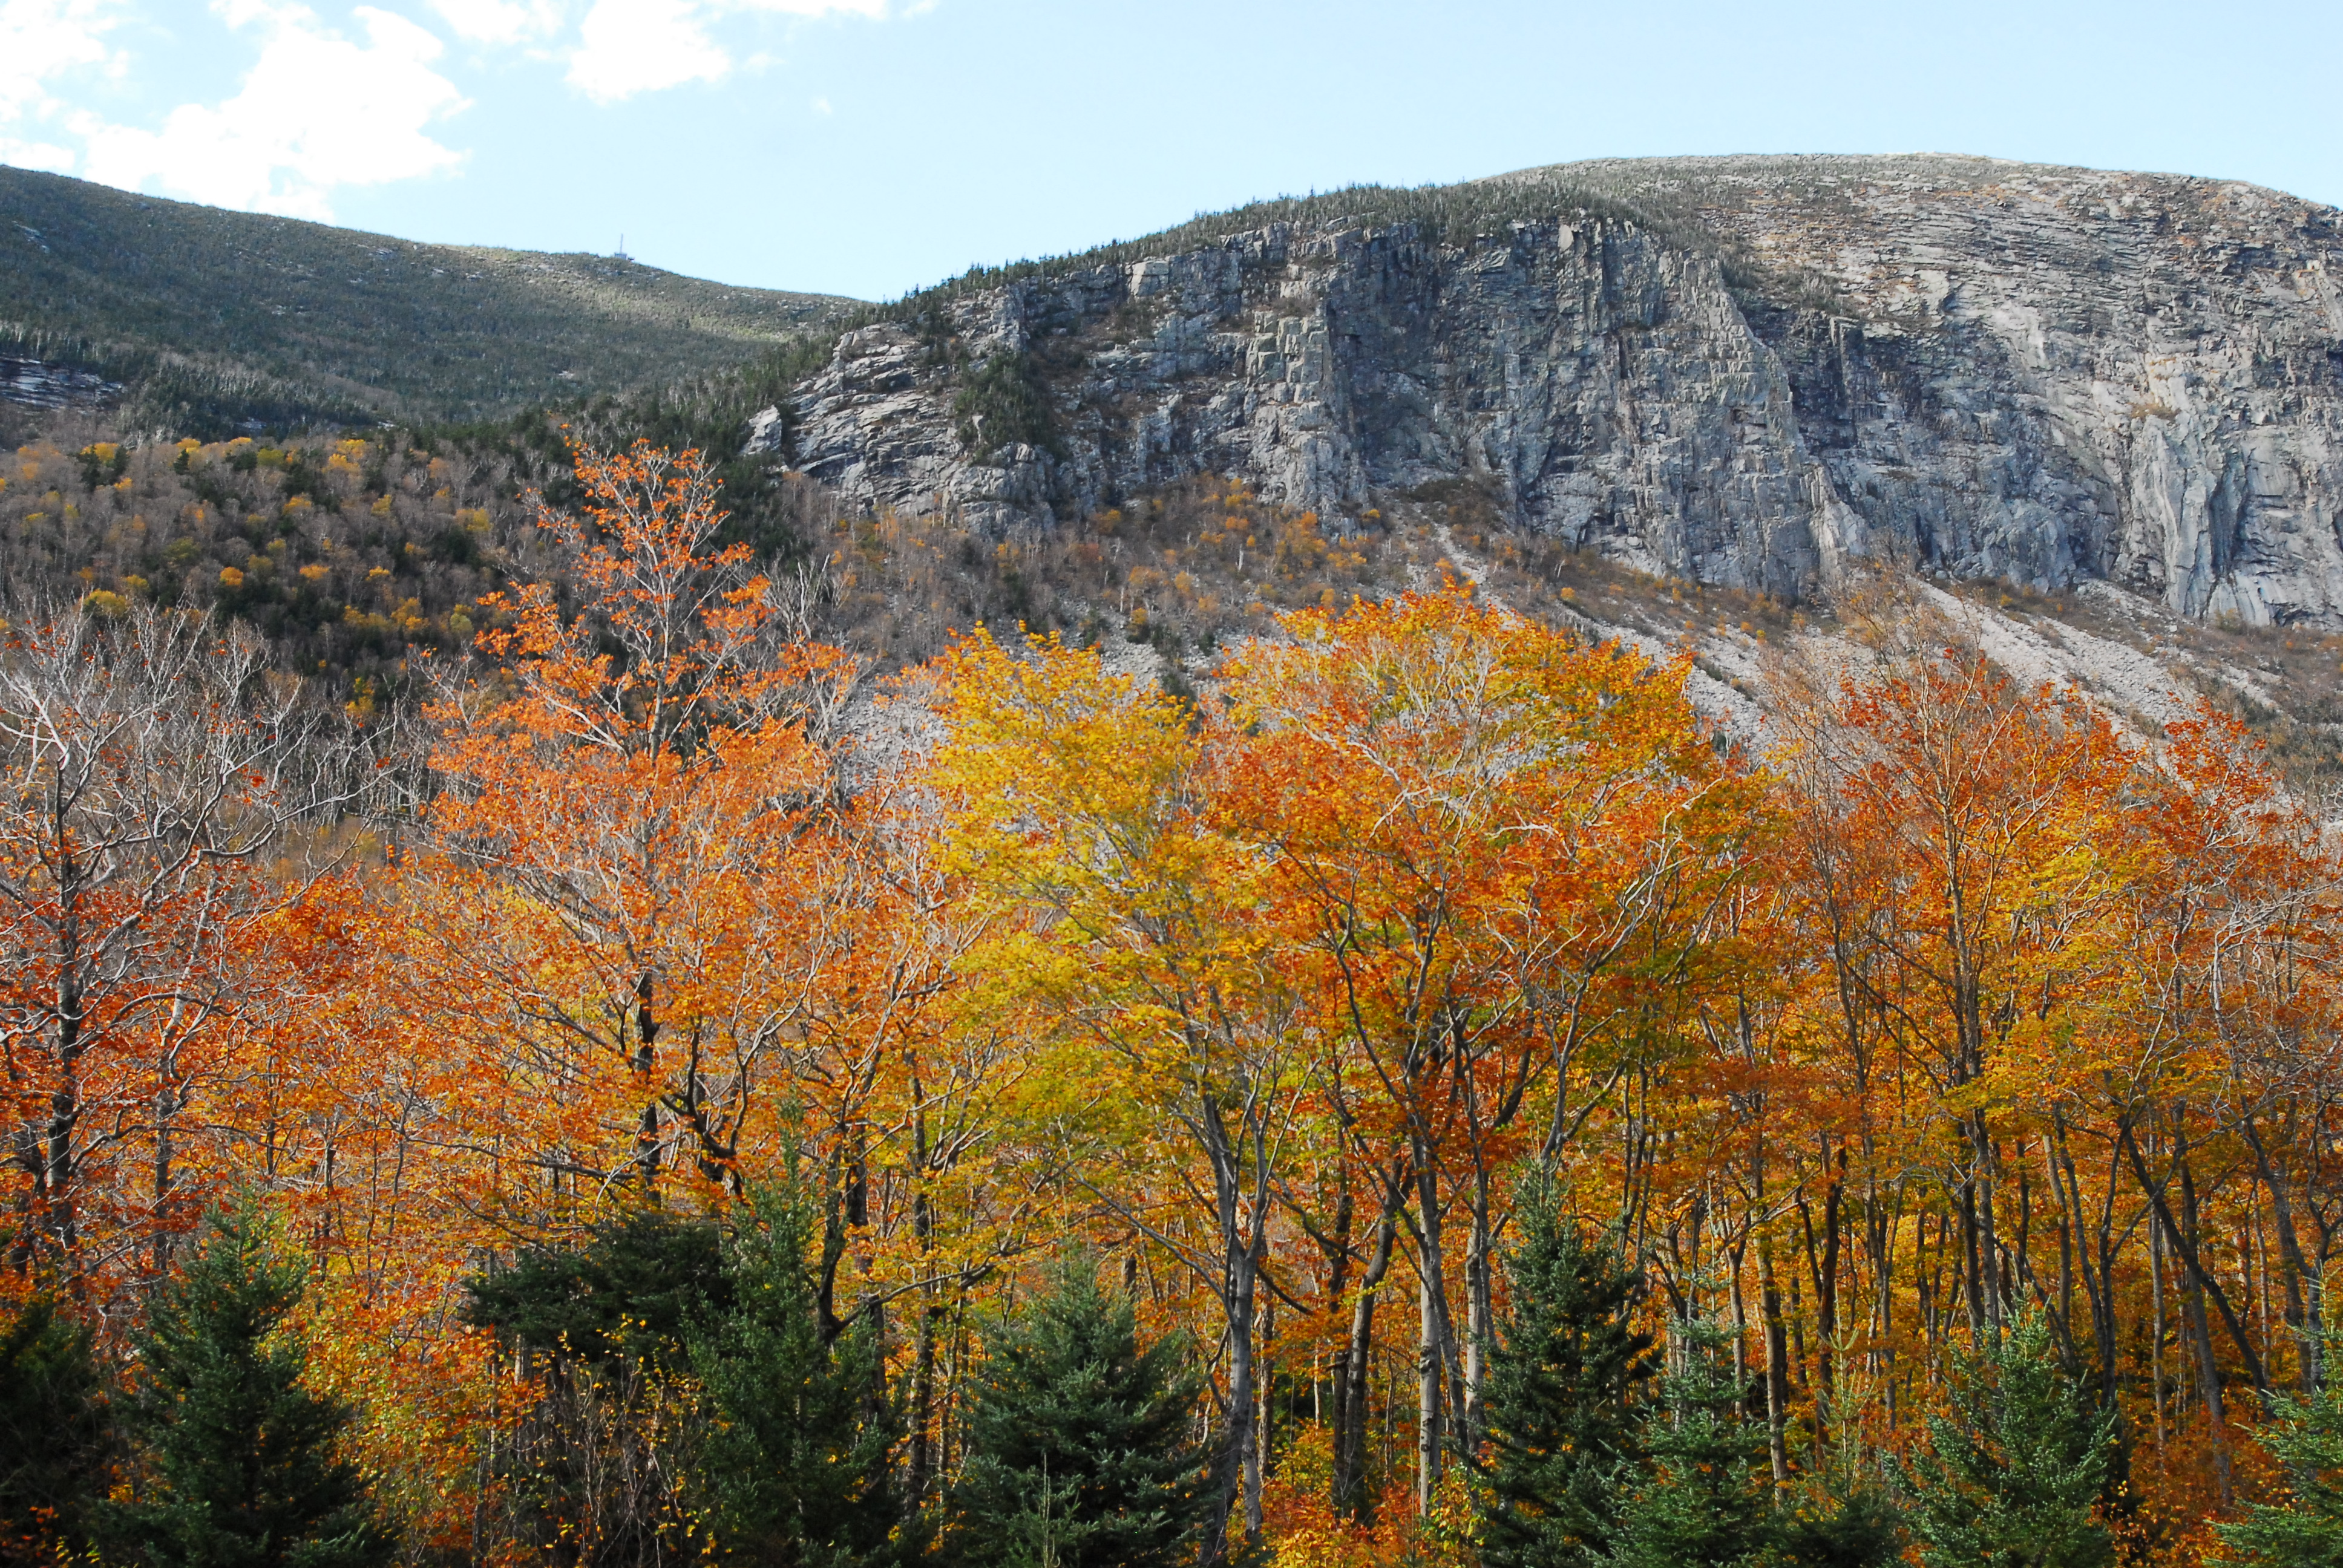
734, 0, 885, 14
424, 0, 563, 47
0, 135, 78, 172
80, 4, 467, 219
0, 0, 121, 130
567, 0, 885, 103
568, 0, 727, 100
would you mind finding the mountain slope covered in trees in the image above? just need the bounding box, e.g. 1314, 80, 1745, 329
0, 165, 856, 435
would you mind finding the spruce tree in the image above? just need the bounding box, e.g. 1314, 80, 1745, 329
1478, 1185, 1656, 1568
1, 1293, 111, 1567
2214, 1322, 2343, 1567
685, 1185, 902, 1567
1902, 1313, 2115, 1568
461, 1205, 731, 1368
1767, 1486, 1906, 1568
464, 1206, 731, 1567
113, 1199, 396, 1568
1607, 1307, 1769, 1568
947, 1256, 1207, 1568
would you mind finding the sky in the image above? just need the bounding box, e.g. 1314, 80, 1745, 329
2, 0, 2339, 303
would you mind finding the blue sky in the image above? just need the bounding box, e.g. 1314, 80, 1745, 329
4, 0, 2339, 302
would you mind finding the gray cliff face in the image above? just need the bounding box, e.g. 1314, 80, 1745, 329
1, 355, 119, 411
758, 155, 2343, 627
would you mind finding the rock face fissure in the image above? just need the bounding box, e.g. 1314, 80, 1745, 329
754, 155, 2343, 627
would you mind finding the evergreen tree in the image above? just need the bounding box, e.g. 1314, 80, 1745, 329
112, 1199, 396, 1568
1608, 1307, 1769, 1568
947, 1256, 1208, 1568
2214, 1322, 2343, 1568
1902, 1314, 2115, 1568
462, 1206, 731, 1369
465, 1192, 903, 1567
464, 1206, 730, 1567
1478, 1185, 1657, 1568
685, 1184, 903, 1567
1766, 1486, 1905, 1568
1764, 1335, 1904, 1568
1, 1293, 111, 1567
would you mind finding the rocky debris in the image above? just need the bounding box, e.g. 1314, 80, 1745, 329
1896, 578, 2203, 731
749, 155, 2343, 629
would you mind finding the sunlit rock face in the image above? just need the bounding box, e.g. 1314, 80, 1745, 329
755, 155, 2343, 627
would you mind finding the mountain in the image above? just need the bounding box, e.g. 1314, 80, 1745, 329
0, 165, 857, 434
5, 154, 2339, 788
754, 153, 2343, 632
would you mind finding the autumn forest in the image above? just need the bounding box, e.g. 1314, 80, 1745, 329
6, 437, 2343, 1568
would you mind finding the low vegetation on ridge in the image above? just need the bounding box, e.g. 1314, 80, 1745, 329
0, 164, 854, 436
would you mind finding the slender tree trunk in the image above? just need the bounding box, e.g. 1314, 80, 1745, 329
152, 1075, 175, 1277
2244, 1119, 2317, 1393
905, 1159, 939, 1521
1335, 1187, 1401, 1522
1416, 1209, 1443, 1514
2119, 1117, 2272, 1397
2181, 1235, 2233, 1504
632, 972, 660, 1187
1758, 1227, 1790, 1485
1804, 1153, 1843, 1463
1958, 1175, 1985, 1344
1199, 1099, 1259, 1567
1973, 1111, 2002, 1350
2170, 1147, 2235, 1508
1463, 1163, 1495, 1458
1417, 1267, 1442, 1512
42, 855, 87, 1266
1254, 1281, 1274, 1518
2149, 1202, 2167, 1452
2050, 1113, 2121, 1410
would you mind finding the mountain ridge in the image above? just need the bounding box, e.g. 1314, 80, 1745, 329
0, 164, 859, 435
6, 153, 2342, 789
753, 152, 2343, 630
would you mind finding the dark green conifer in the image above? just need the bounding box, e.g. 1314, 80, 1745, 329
1902, 1314, 2115, 1568
2214, 1322, 2343, 1568
1767, 1485, 1906, 1568
947, 1256, 1207, 1568
462, 1206, 730, 1369
1607, 1308, 1768, 1568
461, 1205, 723, 1566
1478, 1183, 1656, 1568
113, 1198, 396, 1568
1, 1293, 111, 1567
464, 1192, 902, 1566
686, 1185, 902, 1567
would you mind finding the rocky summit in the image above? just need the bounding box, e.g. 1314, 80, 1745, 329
754, 154, 2343, 628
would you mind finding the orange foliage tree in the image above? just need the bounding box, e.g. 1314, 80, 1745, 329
21, 436, 2341, 1568
0, 605, 353, 1300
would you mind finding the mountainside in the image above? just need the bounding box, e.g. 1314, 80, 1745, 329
755, 154, 2343, 630
7, 154, 2341, 786
0, 165, 856, 434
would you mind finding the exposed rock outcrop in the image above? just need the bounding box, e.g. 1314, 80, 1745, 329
752, 155, 2343, 627
0, 354, 119, 411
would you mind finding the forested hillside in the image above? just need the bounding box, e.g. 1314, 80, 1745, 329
0, 423, 1438, 709
0, 165, 853, 434
5, 437, 2341, 1568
